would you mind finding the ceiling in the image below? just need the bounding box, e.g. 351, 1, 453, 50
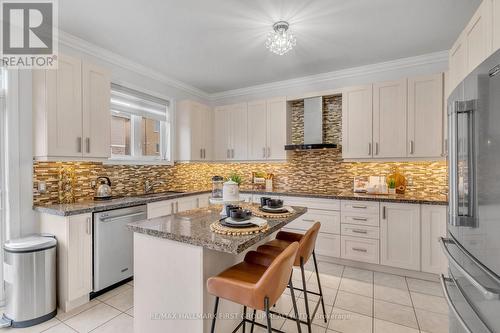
60, 0, 480, 94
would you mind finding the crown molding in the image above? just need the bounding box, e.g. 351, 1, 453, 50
58, 31, 210, 100
209, 50, 449, 101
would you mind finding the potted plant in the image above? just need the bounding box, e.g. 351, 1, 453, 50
227, 173, 242, 187
388, 178, 396, 194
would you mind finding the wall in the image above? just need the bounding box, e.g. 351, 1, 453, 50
33, 151, 447, 205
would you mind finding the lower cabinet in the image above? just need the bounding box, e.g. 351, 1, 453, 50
380, 203, 421, 271
341, 236, 379, 264
147, 194, 211, 219
316, 233, 341, 258
421, 205, 448, 274
176, 196, 199, 212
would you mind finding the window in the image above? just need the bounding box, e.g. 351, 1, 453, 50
110, 84, 172, 163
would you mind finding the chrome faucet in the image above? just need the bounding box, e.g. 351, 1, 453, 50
144, 180, 164, 194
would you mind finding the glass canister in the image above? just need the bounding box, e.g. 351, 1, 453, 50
211, 176, 224, 199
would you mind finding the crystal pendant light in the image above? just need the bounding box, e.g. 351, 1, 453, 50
265, 21, 296, 55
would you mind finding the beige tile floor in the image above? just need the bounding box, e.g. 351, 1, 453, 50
0, 262, 448, 333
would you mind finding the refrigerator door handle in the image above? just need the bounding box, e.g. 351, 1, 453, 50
440, 275, 474, 333
440, 237, 500, 300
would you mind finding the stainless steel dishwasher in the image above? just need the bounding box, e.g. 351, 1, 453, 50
93, 205, 147, 293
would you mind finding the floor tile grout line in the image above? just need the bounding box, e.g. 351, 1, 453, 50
38, 317, 62, 333
406, 276, 421, 332
372, 269, 375, 333
58, 299, 103, 323
328, 264, 345, 332
86, 310, 124, 333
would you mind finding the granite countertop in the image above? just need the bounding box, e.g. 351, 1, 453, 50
33, 188, 447, 216
126, 205, 307, 254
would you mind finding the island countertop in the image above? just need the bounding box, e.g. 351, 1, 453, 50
126, 205, 307, 254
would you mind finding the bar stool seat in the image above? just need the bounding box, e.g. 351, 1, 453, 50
207, 243, 302, 333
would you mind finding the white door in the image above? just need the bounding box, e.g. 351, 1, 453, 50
449, 36, 467, 91
67, 214, 93, 300
407, 74, 444, 158
82, 62, 111, 159
229, 103, 248, 160
373, 79, 407, 158
421, 205, 448, 275
214, 106, 230, 160
465, 0, 493, 73
247, 100, 268, 160
266, 97, 287, 160
46, 54, 83, 157
342, 85, 373, 159
380, 203, 420, 270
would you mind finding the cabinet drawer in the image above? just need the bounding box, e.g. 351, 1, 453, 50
281, 196, 340, 211
341, 213, 380, 227
286, 209, 340, 234
341, 236, 379, 264
315, 233, 341, 258
341, 200, 379, 215
147, 200, 174, 219
341, 224, 379, 240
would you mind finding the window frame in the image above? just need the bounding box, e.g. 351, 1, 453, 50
107, 83, 174, 165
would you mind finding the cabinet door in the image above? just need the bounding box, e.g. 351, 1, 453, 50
373, 79, 407, 158
82, 62, 111, 158
407, 74, 444, 158
201, 104, 213, 160
67, 214, 93, 300
247, 100, 268, 160
421, 205, 448, 275
266, 97, 287, 160
229, 103, 248, 160
147, 200, 174, 219
341, 85, 373, 159
176, 196, 199, 213
191, 103, 204, 160
465, 0, 493, 73
214, 106, 230, 160
46, 54, 83, 157
449, 35, 467, 91
316, 233, 341, 258
380, 203, 420, 270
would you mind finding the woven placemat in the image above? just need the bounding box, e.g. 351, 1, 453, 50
210, 220, 269, 236
247, 205, 295, 219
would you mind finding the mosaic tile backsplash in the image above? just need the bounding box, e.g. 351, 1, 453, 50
33, 150, 448, 205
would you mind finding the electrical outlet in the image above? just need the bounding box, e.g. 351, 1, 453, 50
38, 181, 47, 193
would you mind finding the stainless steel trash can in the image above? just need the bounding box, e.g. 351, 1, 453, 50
1, 235, 57, 328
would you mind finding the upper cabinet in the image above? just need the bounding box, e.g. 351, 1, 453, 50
342, 75, 444, 160
176, 100, 213, 161
341, 85, 373, 159
247, 97, 287, 160
214, 103, 248, 161
407, 74, 444, 158
373, 79, 407, 158
449, 0, 495, 92
33, 54, 111, 160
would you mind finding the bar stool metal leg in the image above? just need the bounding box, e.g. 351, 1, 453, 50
288, 276, 302, 333
312, 251, 328, 323
211, 297, 220, 333
264, 297, 272, 333
242, 306, 247, 333
300, 257, 313, 333
250, 309, 256, 333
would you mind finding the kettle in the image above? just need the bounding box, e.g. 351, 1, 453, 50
94, 177, 112, 200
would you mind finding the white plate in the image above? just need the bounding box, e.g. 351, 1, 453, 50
262, 205, 286, 211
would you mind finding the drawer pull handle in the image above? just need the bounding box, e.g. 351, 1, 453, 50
352, 217, 368, 221
302, 219, 316, 223
352, 229, 368, 234
352, 247, 367, 253
352, 205, 367, 209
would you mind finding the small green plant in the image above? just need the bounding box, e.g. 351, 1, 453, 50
388, 178, 396, 189
228, 173, 242, 186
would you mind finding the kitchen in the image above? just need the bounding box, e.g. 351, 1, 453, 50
0, 0, 497, 333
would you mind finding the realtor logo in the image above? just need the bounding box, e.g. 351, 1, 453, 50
0, 0, 58, 68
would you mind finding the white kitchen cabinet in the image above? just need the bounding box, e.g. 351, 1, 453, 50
421, 205, 448, 275
449, 33, 468, 92
33, 54, 111, 160
39, 212, 93, 311
82, 62, 111, 158
286, 209, 340, 235
247, 98, 286, 160
341, 236, 379, 264
494, 0, 500, 51
175, 196, 199, 213
147, 200, 175, 219
407, 74, 444, 158
316, 234, 341, 258
214, 103, 248, 160
176, 100, 213, 161
342, 85, 373, 159
465, 0, 493, 74
373, 79, 407, 158
380, 203, 421, 271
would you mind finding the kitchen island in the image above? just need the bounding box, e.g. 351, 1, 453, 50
127, 205, 307, 333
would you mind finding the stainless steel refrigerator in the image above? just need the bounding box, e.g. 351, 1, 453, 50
444, 49, 500, 333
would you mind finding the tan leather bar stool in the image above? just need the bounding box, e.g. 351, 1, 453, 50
207, 242, 302, 333
256, 222, 326, 333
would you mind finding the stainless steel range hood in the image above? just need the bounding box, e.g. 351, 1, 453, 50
285, 96, 338, 150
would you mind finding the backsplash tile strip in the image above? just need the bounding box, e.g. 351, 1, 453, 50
33, 151, 448, 205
